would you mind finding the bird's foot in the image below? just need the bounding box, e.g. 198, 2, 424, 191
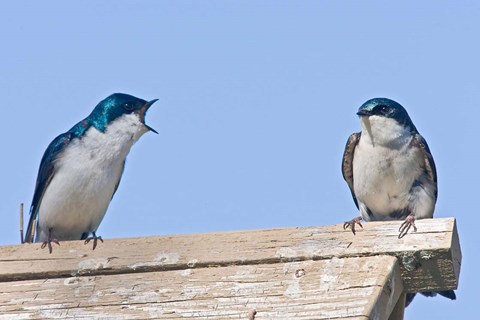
40, 231, 60, 254
343, 216, 363, 235
84, 232, 103, 250
398, 214, 417, 238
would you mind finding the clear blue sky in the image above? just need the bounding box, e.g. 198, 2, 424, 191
1, 1, 477, 318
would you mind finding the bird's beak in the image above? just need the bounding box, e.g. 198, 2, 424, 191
139, 99, 159, 134
356, 109, 371, 117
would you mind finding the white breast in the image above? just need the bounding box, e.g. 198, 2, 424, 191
36, 113, 149, 241
353, 116, 427, 220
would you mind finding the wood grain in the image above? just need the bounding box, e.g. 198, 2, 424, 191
0, 218, 460, 293
0, 256, 402, 320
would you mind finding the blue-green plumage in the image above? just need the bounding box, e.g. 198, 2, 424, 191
25, 93, 158, 252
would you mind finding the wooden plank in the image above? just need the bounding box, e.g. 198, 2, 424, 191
0, 255, 403, 320
388, 291, 406, 320
0, 218, 460, 293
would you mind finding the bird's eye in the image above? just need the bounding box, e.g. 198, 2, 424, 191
124, 103, 135, 111
377, 105, 390, 114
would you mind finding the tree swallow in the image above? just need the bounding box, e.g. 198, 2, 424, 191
24, 93, 158, 253
341, 97, 455, 306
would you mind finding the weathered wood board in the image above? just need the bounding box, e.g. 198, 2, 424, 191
0, 218, 460, 293
0, 218, 460, 319
0, 256, 402, 319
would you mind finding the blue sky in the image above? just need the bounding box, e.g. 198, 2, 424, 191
1, 1, 477, 318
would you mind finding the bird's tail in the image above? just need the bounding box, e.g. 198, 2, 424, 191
405, 290, 456, 307
405, 293, 416, 307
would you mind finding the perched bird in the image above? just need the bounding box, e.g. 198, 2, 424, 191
24, 93, 158, 253
341, 97, 455, 306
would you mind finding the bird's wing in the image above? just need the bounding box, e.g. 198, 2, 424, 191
342, 132, 361, 209
24, 132, 73, 243
412, 133, 438, 199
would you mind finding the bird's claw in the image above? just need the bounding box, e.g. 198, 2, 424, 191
84, 234, 103, 250
343, 216, 363, 235
41, 237, 60, 254
398, 215, 417, 239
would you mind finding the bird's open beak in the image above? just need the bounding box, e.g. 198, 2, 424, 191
139, 99, 159, 134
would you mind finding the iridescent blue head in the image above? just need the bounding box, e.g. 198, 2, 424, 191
357, 98, 417, 132
88, 93, 158, 133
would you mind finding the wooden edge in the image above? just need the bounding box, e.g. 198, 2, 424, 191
0, 255, 403, 320
388, 291, 406, 320
0, 218, 460, 294
367, 256, 404, 320
451, 219, 462, 287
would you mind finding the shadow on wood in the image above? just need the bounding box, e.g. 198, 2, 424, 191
0, 218, 461, 319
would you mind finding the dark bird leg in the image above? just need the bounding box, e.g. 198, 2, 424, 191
398, 214, 417, 238
40, 229, 60, 254
343, 216, 363, 235
84, 232, 104, 250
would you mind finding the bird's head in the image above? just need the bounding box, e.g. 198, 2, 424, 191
357, 98, 417, 133
356, 98, 418, 146
89, 93, 158, 133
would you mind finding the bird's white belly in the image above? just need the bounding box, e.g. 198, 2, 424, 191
36, 117, 146, 242
353, 139, 422, 218
37, 159, 123, 240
